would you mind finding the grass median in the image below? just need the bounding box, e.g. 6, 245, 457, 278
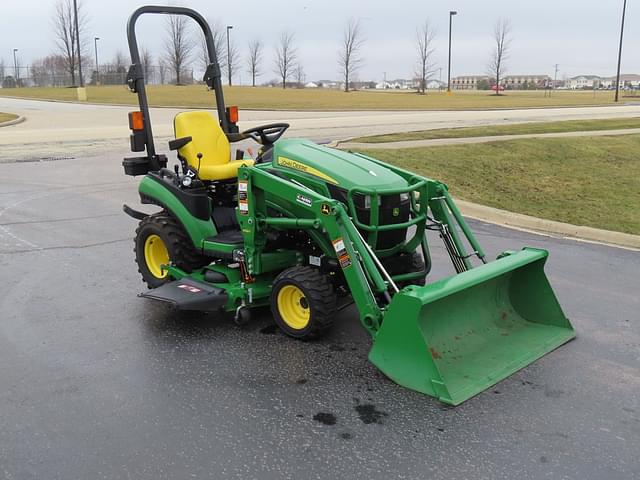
355, 135, 640, 235
351, 117, 640, 143
0, 85, 619, 110
0, 112, 19, 123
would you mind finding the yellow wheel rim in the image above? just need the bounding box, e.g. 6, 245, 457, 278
144, 234, 169, 279
277, 285, 310, 330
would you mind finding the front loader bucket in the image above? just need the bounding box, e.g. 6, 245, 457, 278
369, 247, 575, 405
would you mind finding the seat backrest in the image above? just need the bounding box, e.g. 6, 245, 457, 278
174, 111, 231, 170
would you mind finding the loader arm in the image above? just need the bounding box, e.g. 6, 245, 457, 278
237, 164, 500, 335
237, 165, 391, 332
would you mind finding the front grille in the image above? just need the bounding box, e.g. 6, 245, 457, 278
328, 185, 410, 250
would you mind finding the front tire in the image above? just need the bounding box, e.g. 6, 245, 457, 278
134, 213, 209, 288
271, 266, 337, 339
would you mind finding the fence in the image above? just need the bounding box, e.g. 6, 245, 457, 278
0, 64, 197, 88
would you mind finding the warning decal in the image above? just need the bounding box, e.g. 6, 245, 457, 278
238, 181, 249, 215
177, 284, 202, 293
332, 237, 352, 269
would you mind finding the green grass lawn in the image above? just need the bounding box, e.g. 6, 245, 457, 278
356, 135, 640, 234
0, 85, 619, 111
350, 117, 640, 143
0, 112, 18, 123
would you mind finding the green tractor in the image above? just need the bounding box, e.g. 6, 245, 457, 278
122, 6, 575, 405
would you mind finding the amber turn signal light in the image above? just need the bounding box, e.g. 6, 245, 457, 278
227, 105, 239, 124
128, 111, 144, 131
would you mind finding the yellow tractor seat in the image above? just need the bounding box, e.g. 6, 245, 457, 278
173, 111, 253, 181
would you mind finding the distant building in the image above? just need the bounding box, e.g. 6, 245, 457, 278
618, 73, 640, 88
305, 81, 318, 88
349, 81, 376, 90
451, 75, 491, 90
600, 74, 640, 89
390, 79, 416, 89
426, 79, 445, 90
567, 75, 601, 89
503, 74, 551, 89
375, 79, 416, 90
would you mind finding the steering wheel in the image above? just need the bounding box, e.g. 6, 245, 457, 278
241, 123, 290, 146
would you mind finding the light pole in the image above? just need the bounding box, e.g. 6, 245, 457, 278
13, 48, 18, 82
447, 10, 457, 93
94, 37, 100, 85
614, 0, 627, 102
72, 0, 84, 87
226, 25, 233, 86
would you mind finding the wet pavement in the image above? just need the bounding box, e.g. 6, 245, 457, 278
0, 152, 639, 479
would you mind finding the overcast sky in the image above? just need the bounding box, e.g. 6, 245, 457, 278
2, 0, 637, 83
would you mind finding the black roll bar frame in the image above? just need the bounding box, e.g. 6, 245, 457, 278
126, 5, 228, 169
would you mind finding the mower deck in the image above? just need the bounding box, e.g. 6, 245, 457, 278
140, 277, 228, 312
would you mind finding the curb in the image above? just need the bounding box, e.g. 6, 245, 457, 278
456, 199, 640, 250
0, 116, 25, 128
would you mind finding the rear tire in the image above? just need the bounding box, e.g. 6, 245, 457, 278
134, 213, 209, 289
271, 266, 337, 340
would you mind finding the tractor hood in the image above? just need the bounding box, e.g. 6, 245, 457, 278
271, 139, 407, 190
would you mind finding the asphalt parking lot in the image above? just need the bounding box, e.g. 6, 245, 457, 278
0, 151, 638, 479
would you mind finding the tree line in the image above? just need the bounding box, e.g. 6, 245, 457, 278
4, 0, 513, 94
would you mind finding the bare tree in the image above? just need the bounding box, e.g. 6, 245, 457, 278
200, 21, 226, 74
141, 48, 153, 83
246, 39, 263, 87
294, 63, 305, 87
415, 20, 436, 94
487, 18, 511, 95
158, 60, 167, 84
0, 59, 5, 81
113, 51, 127, 70
164, 14, 194, 85
29, 55, 67, 87
338, 18, 364, 92
53, 0, 88, 86
274, 31, 297, 89
102, 50, 128, 85
226, 39, 240, 85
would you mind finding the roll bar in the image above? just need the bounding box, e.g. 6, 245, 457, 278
126, 5, 228, 167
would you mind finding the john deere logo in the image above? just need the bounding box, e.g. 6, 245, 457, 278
321, 204, 331, 215
392, 207, 400, 217
277, 156, 338, 184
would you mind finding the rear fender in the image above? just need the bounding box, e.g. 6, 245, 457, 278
138, 174, 216, 249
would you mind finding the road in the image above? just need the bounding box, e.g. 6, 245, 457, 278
0, 98, 639, 479
1, 96, 640, 160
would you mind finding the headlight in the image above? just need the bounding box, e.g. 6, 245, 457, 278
400, 193, 410, 202
363, 195, 371, 209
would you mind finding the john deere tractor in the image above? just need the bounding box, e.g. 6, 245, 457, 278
121, 6, 575, 405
